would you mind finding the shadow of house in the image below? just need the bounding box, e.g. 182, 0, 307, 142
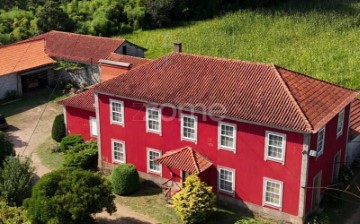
96, 217, 155, 224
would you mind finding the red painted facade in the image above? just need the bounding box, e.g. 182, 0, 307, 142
65, 106, 96, 141
97, 93, 308, 216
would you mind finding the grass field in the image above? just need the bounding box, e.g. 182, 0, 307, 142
36, 137, 64, 170
124, 0, 360, 91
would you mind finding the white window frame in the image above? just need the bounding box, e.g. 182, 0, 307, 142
110, 99, 124, 126
146, 107, 162, 135
336, 110, 345, 138
217, 167, 235, 195
316, 127, 326, 157
111, 139, 126, 163
181, 114, 197, 143
263, 177, 283, 209
147, 148, 162, 175
218, 122, 237, 152
89, 116, 97, 137
264, 131, 286, 164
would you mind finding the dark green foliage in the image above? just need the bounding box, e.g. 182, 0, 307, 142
305, 212, 330, 224
0, 156, 34, 206
60, 134, 84, 152
338, 165, 354, 182
0, 199, 29, 224
67, 140, 97, 153
51, 114, 66, 142
63, 147, 98, 170
111, 164, 140, 195
0, 131, 15, 168
24, 169, 116, 224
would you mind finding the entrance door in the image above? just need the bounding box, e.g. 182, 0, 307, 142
181, 170, 190, 184
312, 171, 322, 209
332, 151, 341, 183
90, 117, 97, 137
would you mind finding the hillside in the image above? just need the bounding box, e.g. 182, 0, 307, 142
124, 1, 360, 91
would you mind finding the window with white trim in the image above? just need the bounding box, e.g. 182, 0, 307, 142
147, 149, 161, 174
110, 99, 124, 125
181, 114, 197, 142
219, 122, 236, 151
265, 131, 286, 163
336, 110, 344, 137
218, 168, 235, 193
263, 178, 283, 208
316, 127, 326, 156
146, 107, 161, 134
112, 140, 125, 163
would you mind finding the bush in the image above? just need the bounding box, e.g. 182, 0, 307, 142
0, 131, 15, 167
68, 140, 97, 153
0, 156, 35, 206
235, 217, 260, 224
0, 199, 29, 224
63, 148, 98, 170
172, 175, 216, 224
60, 135, 84, 152
305, 212, 330, 224
111, 164, 140, 195
338, 165, 354, 182
51, 114, 66, 142
24, 169, 116, 224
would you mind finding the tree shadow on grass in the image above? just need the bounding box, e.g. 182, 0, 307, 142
96, 217, 154, 224
207, 202, 255, 224
125, 181, 163, 197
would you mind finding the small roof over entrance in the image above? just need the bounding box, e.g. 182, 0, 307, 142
155, 147, 213, 174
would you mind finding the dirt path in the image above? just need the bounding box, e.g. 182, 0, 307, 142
5, 101, 160, 224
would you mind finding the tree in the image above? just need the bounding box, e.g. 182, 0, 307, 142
24, 169, 116, 224
51, 114, 66, 142
36, 0, 73, 33
0, 131, 15, 168
172, 175, 216, 224
0, 199, 29, 224
0, 156, 35, 206
143, 0, 174, 28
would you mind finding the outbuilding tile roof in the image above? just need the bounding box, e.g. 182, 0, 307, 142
25, 31, 126, 64
96, 52, 358, 133
58, 85, 98, 112
0, 39, 55, 76
350, 99, 360, 140
155, 147, 213, 174
105, 53, 152, 67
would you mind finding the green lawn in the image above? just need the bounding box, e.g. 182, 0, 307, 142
124, 0, 360, 91
36, 137, 64, 170
116, 182, 274, 224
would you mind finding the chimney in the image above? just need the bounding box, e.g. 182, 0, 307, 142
174, 42, 182, 52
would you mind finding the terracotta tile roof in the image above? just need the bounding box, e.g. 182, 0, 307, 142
58, 85, 98, 112
25, 31, 126, 64
350, 99, 360, 140
105, 53, 152, 67
0, 39, 55, 76
155, 147, 213, 174
96, 52, 358, 133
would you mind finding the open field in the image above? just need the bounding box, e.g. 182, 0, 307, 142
124, 0, 360, 91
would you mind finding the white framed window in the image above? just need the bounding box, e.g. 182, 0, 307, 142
146, 107, 161, 135
316, 127, 326, 157
112, 139, 125, 163
265, 131, 286, 164
263, 178, 283, 208
218, 167, 235, 194
218, 122, 236, 152
89, 117, 97, 137
110, 99, 124, 126
147, 148, 162, 175
336, 110, 345, 137
181, 114, 197, 142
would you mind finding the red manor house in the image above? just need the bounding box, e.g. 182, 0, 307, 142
60, 49, 359, 223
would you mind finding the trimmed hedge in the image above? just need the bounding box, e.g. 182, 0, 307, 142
111, 164, 140, 195
63, 148, 98, 170
60, 135, 84, 152
51, 114, 66, 142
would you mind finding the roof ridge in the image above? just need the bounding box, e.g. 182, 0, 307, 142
271, 64, 314, 132
0, 38, 46, 50
189, 147, 200, 173
49, 30, 126, 42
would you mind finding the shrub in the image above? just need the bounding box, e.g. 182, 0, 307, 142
68, 140, 97, 153
0, 199, 29, 224
338, 165, 354, 182
51, 114, 66, 142
235, 217, 260, 224
63, 148, 98, 170
0, 131, 15, 167
305, 212, 330, 224
60, 135, 84, 152
0, 156, 35, 206
111, 164, 140, 195
172, 175, 216, 224
24, 169, 116, 224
